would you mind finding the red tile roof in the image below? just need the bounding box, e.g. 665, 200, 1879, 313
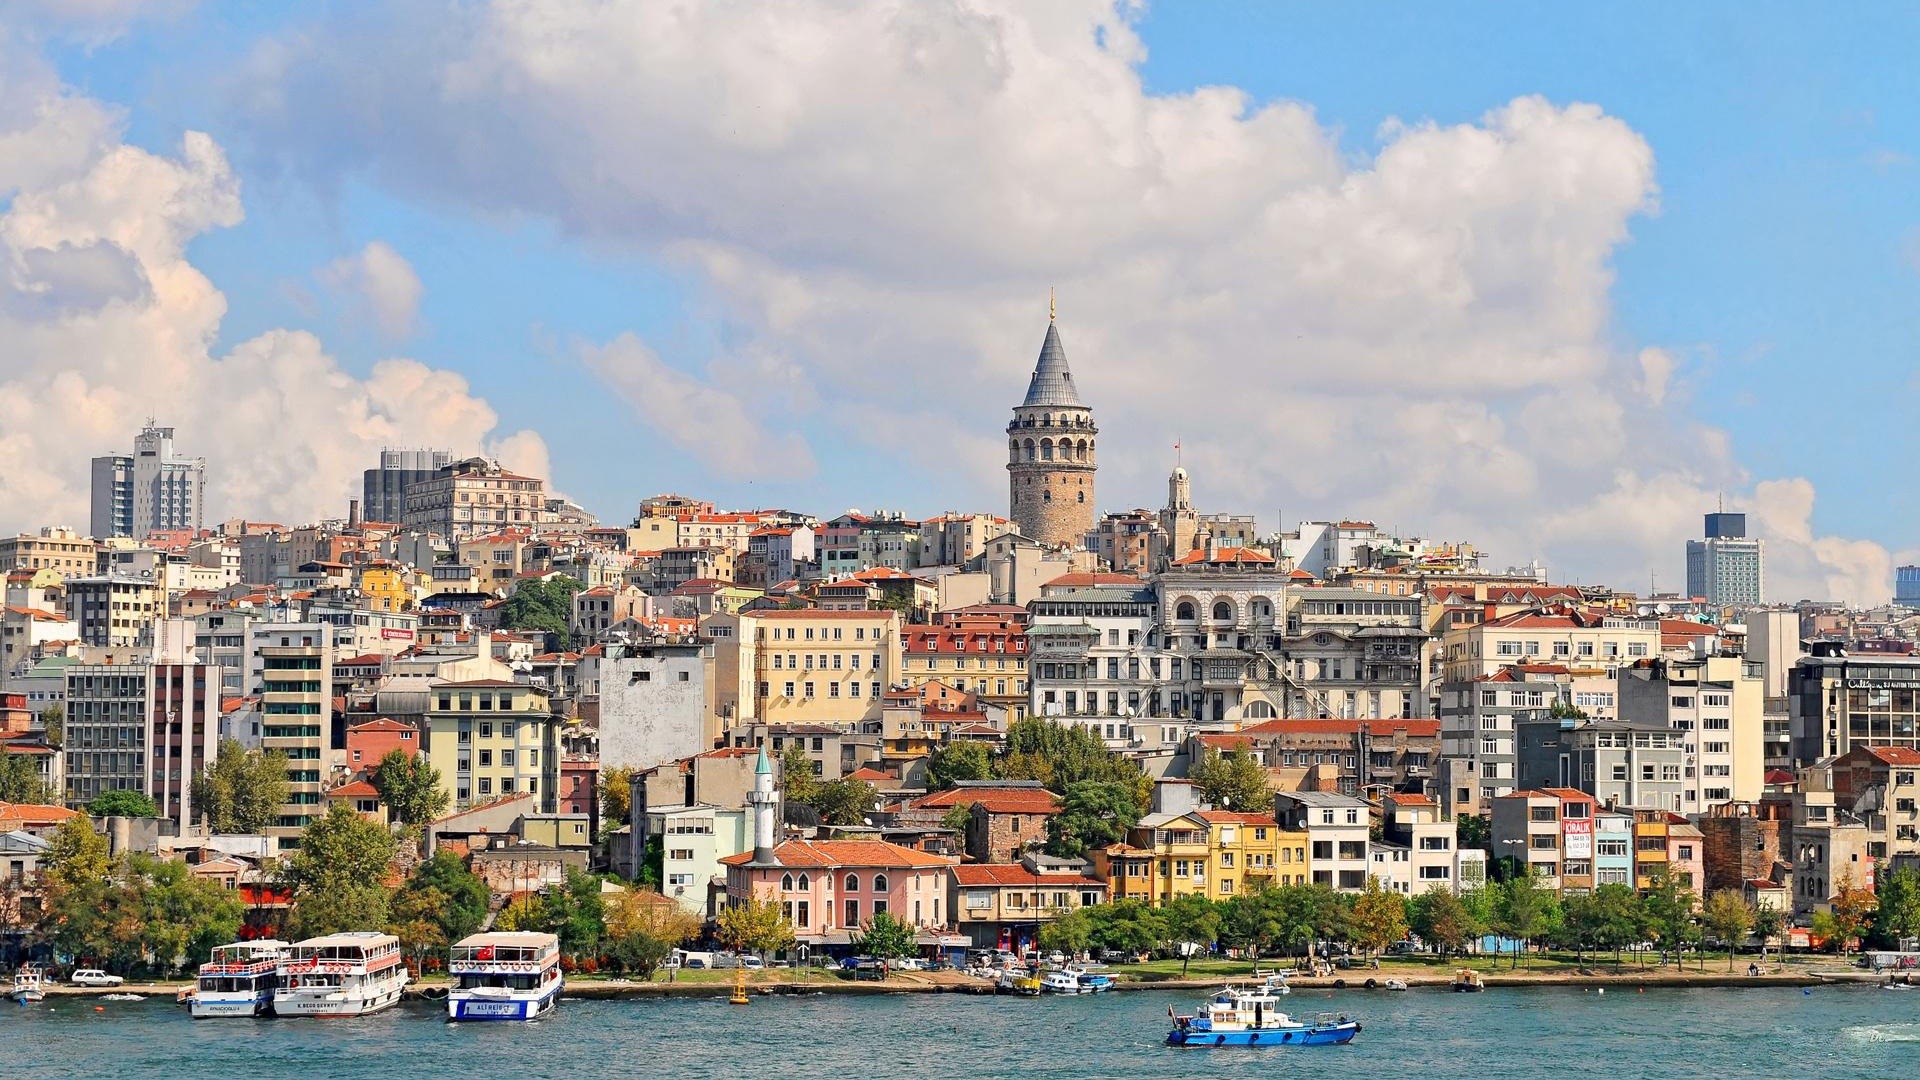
950, 864, 1105, 888
1170, 546, 1276, 566
1042, 572, 1147, 589
327, 780, 380, 798
1193, 810, 1279, 825
1860, 746, 1920, 766
718, 839, 956, 869
347, 717, 414, 734
910, 786, 1061, 815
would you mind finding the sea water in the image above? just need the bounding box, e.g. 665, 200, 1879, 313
6, 985, 1909, 1079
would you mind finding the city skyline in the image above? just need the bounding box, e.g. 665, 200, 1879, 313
3, 3, 1918, 603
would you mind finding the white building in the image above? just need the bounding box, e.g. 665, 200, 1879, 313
1275, 790, 1371, 893
642, 804, 751, 916
598, 639, 715, 772
1685, 512, 1763, 609
90, 423, 206, 540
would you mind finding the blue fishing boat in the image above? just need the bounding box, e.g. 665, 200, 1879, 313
1165, 985, 1360, 1047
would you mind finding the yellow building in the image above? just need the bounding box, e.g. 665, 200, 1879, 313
901, 612, 1029, 721
0, 526, 96, 579
735, 609, 903, 728
356, 560, 415, 614
426, 678, 556, 811
1092, 807, 1309, 905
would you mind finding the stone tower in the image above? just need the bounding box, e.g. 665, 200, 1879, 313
1160, 465, 1198, 562
1007, 308, 1096, 548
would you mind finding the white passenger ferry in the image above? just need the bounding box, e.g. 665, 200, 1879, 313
192, 940, 290, 1018
446, 931, 563, 1021
274, 932, 409, 1018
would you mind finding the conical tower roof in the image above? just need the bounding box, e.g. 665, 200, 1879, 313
1020, 321, 1083, 408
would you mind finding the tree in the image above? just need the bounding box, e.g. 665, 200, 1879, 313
88, 788, 158, 818
1349, 877, 1409, 956
0, 752, 51, 803
1410, 884, 1479, 957
601, 765, 637, 829
282, 802, 399, 938
605, 890, 702, 977
1547, 699, 1589, 720
1585, 883, 1647, 962
1086, 900, 1167, 957
496, 575, 585, 647
42, 816, 111, 893
1702, 889, 1756, 971
369, 749, 449, 826
1163, 893, 1222, 973
38, 705, 63, 749
996, 719, 1152, 811
1045, 780, 1142, 858
854, 910, 918, 960
389, 851, 490, 968
1496, 871, 1552, 969
1816, 869, 1876, 955
1455, 814, 1490, 851
130, 854, 244, 974
940, 802, 975, 835
779, 743, 821, 807
810, 779, 878, 828
1870, 866, 1920, 949
191, 739, 291, 833
1037, 907, 1093, 958
926, 740, 992, 789
1642, 869, 1700, 965
1186, 748, 1270, 811
1751, 903, 1786, 958
716, 897, 796, 958
389, 884, 451, 971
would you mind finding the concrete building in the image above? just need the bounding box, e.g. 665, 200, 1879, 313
1491, 788, 1598, 893
902, 615, 1029, 725
362, 447, 452, 527
426, 678, 557, 812
643, 804, 750, 917
1685, 512, 1764, 610
1274, 790, 1371, 892
1898, 566, 1920, 609
68, 575, 160, 648
1283, 586, 1427, 720
60, 664, 148, 808
1617, 654, 1767, 812
1532, 719, 1687, 813
735, 609, 903, 728
1790, 649, 1920, 765
1006, 311, 1096, 549
254, 626, 332, 843
1376, 793, 1482, 895
1594, 809, 1635, 886
597, 638, 714, 773
0, 527, 96, 580
90, 423, 206, 540
146, 659, 221, 830
401, 457, 548, 541
950, 855, 1109, 950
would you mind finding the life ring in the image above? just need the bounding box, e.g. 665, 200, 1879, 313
1333, 978, 1346, 988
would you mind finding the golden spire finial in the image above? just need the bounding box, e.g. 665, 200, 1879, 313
1049, 286, 1056, 322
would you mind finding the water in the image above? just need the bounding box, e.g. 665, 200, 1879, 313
7, 985, 1913, 1079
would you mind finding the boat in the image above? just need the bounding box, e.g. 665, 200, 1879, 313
274, 932, 408, 1018
10, 964, 46, 1003
1041, 968, 1090, 994
1074, 966, 1116, 993
997, 966, 1041, 996
1383, 978, 1409, 992
447, 931, 564, 1022
1451, 968, 1485, 993
101, 993, 146, 1002
1166, 985, 1361, 1047
192, 940, 289, 1018
1261, 973, 1292, 995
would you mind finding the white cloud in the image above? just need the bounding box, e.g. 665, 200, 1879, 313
216, 1, 1889, 599
319, 240, 423, 338
0, 45, 546, 534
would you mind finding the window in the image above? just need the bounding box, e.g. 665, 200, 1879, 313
844, 873, 860, 891
872, 874, 888, 893
844, 899, 859, 926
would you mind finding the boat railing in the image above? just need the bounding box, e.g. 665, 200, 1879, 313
448, 959, 550, 974
199, 961, 278, 976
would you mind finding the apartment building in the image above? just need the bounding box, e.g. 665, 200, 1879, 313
734, 609, 903, 728
426, 678, 558, 812
1274, 790, 1371, 892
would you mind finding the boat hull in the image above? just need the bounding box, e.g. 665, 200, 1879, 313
11, 991, 45, 1004
1167, 1021, 1360, 1047
273, 983, 406, 1018
447, 982, 562, 1022
190, 993, 272, 1019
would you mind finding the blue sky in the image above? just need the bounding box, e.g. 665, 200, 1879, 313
19, 2, 1920, 596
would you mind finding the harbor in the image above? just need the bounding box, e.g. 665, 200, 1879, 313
6, 984, 1916, 1080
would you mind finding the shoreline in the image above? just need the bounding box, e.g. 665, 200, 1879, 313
38, 966, 1835, 1003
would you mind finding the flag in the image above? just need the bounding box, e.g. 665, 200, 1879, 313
476, 945, 495, 961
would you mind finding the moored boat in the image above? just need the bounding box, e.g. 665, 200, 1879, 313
1166, 985, 1360, 1047
997, 966, 1041, 996
192, 940, 289, 1018
446, 931, 563, 1022
274, 932, 408, 1018
1041, 969, 1089, 994
1451, 968, 1485, 993
10, 964, 46, 1003
1073, 966, 1115, 993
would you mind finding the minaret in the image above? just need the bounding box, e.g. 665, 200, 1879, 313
1006, 295, 1097, 547
747, 745, 778, 865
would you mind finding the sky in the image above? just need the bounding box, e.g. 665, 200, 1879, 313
2, 1, 1917, 604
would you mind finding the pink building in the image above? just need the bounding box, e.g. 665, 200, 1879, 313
1667, 821, 1705, 896
721, 838, 956, 943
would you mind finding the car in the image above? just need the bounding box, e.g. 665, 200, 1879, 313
1386, 941, 1423, 956
69, 969, 123, 987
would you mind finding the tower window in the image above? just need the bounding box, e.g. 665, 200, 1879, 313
1077, 492, 1085, 503
1043, 490, 1052, 503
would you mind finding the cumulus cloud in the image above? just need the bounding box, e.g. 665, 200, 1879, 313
319, 240, 422, 338
0, 45, 546, 534
210, 0, 1887, 599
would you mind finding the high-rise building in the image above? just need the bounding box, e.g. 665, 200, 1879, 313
1896, 565, 1920, 609
1685, 512, 1763, 608
401, 457, 548, 541
1006, 306, 1096, 548
362, 447, 452, 527
90, 423, 207, 539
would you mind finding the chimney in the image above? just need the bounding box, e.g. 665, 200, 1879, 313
348, 498, 362, 529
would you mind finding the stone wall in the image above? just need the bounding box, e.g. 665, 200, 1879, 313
1008, 466, 1096, 549
1699, 815, 1782, 894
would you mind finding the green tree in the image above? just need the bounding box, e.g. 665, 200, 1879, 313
42, 816, 111, 892
1547, 699, 1589, 720
779, 743, 821, 806
996, 719, 1151, 811
389, 850, 490, 967
926, 740, 993, 789
1086, 899, 1167, 957
605, 889, 702, 977
1870, 866, 1920, 948
716, 896, 796, 958
88, 788, 158, 818
1162, 893, 1222, 973
1037, 907, 1093, 957
38, 704, 64, 749
496, 575, 585, 647
1702, 889, 1756, 970
1814, 869, 1876, 955
1751, 903, 1786, 958
1186, 748, 1271, 811
1642, 869, 1700, 965
1044, 780, 1142, 858
810, 778, 878, 828
601, 765, 637, 829
1496, 871, 1552, 969
0, 752, 51, 803
369, 749, 449, 826
192, 739, 292, 833
1455, 814, 1490, 851
1586, 883, 1647, 962
1349, 876, 1409, 956
1410, 884, 1479, 957
388, 883, 451, 971
282, 802, 399, 938
855, 910, 918, 960
130, 853, 243, 974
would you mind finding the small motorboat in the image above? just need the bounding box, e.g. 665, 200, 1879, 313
1261, 974, 1291, 996
10, 965, 47, 1004
1451, 969, 1485, 993
1167, 986, 1360, 1047
997, 967, 1041, 996
1073, 966, 1115, 993
1383, 978, 1409, 992
1041, 969, 1089, 995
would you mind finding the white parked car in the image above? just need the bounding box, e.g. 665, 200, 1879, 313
69, 969, 124, 987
